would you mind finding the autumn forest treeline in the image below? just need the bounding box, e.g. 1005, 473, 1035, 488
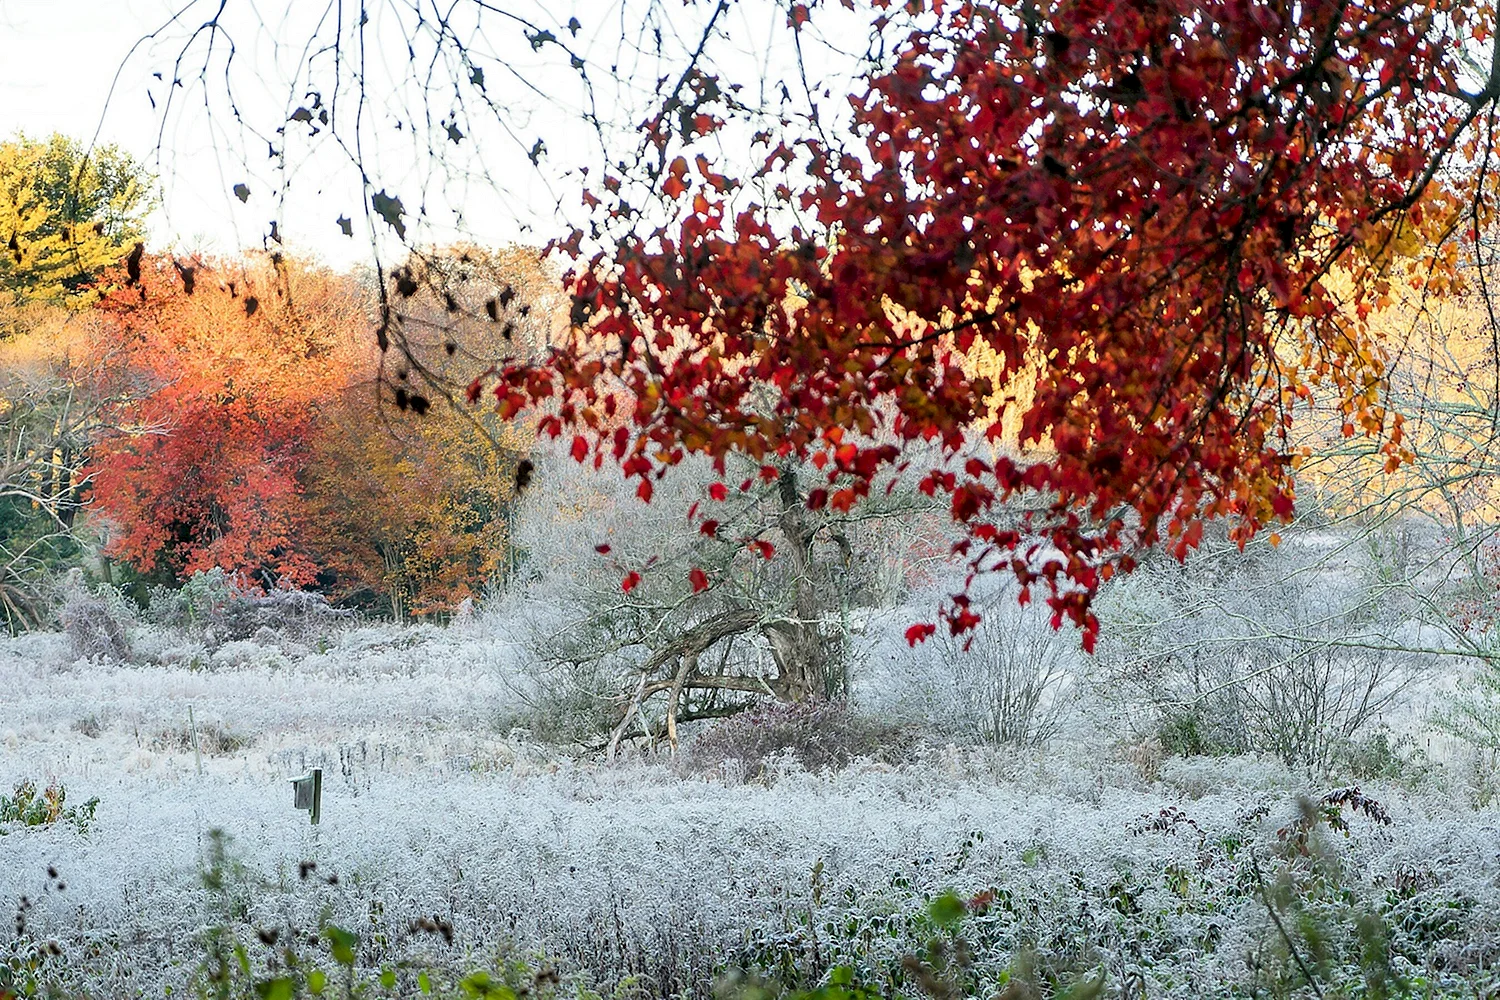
0, 133, 547, 627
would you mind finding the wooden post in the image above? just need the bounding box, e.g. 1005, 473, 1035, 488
291, 768, 324, 825
188, 706, 202, 777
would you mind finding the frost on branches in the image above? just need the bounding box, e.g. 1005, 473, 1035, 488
486, 0, 1496, 650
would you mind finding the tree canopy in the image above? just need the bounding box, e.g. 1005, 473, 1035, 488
0, 133, 149, 309
483, 0, 1498, 649
115, 0, 1500, 647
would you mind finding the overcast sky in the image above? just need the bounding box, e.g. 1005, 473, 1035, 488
0, 0, 850, 270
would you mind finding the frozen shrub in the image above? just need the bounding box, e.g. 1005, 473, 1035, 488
1155, 707, 1239, 758
145, 567, 236, 630
854, 575, 1080, 747
688, 700, 919, 781
209, 639, 291, 671
69, 714, 103, 739
220, 587, 350, 647
1436, 656, 1500, 752
1093, 522, 1422, 771
147, 569, 351, 650
495, 656, 620, 747
1333, 727, 1432, 785
937, 606, 1075, 747
59, 575, 133, 662
0, 779, 97, 833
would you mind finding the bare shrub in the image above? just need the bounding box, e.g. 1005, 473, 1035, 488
938, 605, 1075, 747
60, 574, 133, 662
860, 585, 1078, 748
1094, 521, 1424, 771
688, 701, 919, 782
70, 714, 104, 739
492, 655, 621, 748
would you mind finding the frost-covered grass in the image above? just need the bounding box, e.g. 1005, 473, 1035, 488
4, 623, 1500, 999
1, 623, 537, 773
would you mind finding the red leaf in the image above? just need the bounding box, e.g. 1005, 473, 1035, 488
621, 571, 641, 593
570, 435, 589, 462
905, 623, 937, 646
595, 544, 611, 554
663, 156, 689, 199
709, 482, 728, 501
689, 567, 710, 592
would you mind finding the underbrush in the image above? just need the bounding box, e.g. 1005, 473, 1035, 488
3, 762, 1498, 1000
0, 780, 97, 835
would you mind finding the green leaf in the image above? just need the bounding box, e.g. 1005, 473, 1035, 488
235, 942, 251, 976
255, 977, 295, 1000
459, 972, 516, 1000
1059, 971, 1106, 1000
418, 971, 432, 995
308, 969, 327, 995
927, 891, 966, 928
527, 29, 555, 50
469, 66, 484, 88
233, 183, 250, 203
324, 925, 358, 966
379, 967, 396, 989
370, 190, 407, 239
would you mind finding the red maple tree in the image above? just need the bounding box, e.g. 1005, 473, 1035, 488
486, 0, 1495, 650
87, 254, 364, 587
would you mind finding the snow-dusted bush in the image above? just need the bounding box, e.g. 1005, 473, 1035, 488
855, 578, 1083, 747
59, 574, 133, 662
1437, 655, 1500, 753
1092, 521, 1429, 770
146, 568, 352, 651
151, 718, 253, 756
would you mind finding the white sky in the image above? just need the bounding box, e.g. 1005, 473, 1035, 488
0, 0, 862, 269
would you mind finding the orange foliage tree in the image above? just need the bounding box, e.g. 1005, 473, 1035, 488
305, 392, 526, 618
88, 247, 540, 615
87, 253, 366, 587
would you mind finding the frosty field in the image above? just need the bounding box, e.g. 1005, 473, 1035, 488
4, 621, 1500, 1000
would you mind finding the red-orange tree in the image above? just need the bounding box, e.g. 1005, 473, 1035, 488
87, 254, 364, 587
490, 0, 1497, 650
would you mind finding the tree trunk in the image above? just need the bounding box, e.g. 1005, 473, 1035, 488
765, 464, 845, 701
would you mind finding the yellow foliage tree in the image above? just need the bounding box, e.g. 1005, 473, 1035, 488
0, 133, 149, 311
304, 245, 553, 618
